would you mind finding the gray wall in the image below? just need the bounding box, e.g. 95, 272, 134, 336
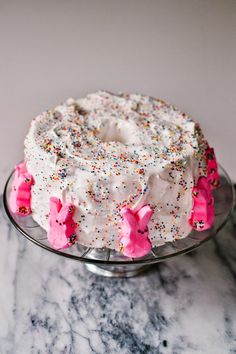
0, 0, 235, 188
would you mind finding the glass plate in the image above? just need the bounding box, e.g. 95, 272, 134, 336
3, 164, 235, 277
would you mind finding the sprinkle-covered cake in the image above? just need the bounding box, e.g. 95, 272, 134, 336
10, 91, 219, 258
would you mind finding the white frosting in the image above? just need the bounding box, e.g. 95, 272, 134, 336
24, 91, 208, 251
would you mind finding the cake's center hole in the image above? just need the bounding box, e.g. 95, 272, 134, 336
98, 121, 133, 144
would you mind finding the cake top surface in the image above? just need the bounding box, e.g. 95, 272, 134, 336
25, 91, 207, 181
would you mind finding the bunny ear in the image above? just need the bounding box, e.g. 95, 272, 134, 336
120, 207, 136, 228
50, 197, 62, 214
15, 163, 23, 177
137, 205, 153, 226
21, 161, 28, 173
15, 161, 28, 178
62, 188, 68, 204
59, 203, 75, 222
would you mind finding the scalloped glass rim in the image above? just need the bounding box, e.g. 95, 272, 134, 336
3, 164, 235, 266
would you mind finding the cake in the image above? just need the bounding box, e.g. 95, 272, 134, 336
10, 91, 219, 258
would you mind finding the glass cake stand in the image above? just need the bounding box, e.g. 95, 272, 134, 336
3, 165, 235, 277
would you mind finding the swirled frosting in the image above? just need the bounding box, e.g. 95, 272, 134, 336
24, 91, 208, 250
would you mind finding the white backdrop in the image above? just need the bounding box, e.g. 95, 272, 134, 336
0, 0, 235, 190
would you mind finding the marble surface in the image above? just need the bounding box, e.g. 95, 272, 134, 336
0, 193, 236, 354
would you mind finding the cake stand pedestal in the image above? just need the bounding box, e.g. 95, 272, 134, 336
3, 165, 235, 277
85, 263, 151, 278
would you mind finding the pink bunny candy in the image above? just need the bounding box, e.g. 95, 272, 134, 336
9, 161, 34, 216
205, 147, 219, 189
189, 177, 214, 231
119, 205, 154, 258
48, 197, 77, 249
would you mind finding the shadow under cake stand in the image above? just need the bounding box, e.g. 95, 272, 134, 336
3, 165, 235, 278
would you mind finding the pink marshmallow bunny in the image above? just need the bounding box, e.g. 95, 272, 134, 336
205, 147, 219, 189
189, 177, 214, 231
119, 205, 154, 258
9, 161, 34, 216
48, 197, 77, 249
